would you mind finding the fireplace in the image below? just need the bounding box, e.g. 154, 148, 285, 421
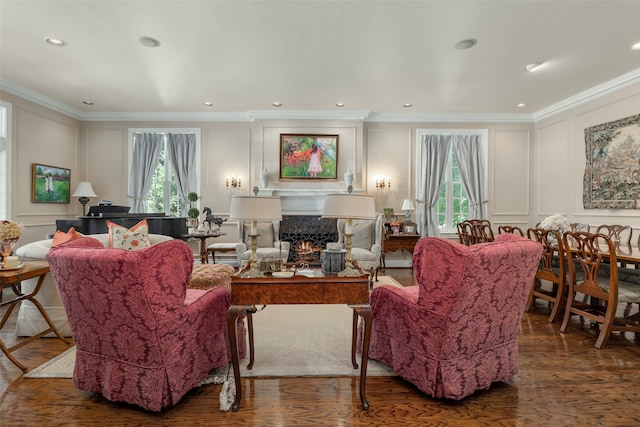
280, 215, 338, 263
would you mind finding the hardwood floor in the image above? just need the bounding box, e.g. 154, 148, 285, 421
2, 268, 640, 426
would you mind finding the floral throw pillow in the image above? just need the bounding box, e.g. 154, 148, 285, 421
107, 219, 152, 251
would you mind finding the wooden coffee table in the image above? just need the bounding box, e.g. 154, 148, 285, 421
0, 261, 72, 371
228, 268, 372, 411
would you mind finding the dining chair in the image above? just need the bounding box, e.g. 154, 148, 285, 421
526, 228, 566, 323
498, 225, 524, 236
560, 231, 640, 349
458, 219, 494, 245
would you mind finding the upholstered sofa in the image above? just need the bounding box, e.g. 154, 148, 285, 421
364, 234, 542, 400
15, 233, 173, 337
46, 237, 246, 411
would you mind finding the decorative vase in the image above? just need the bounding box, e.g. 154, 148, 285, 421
259, 168, 270, 188
1, 238, 19, 269
344, 169, 354, 188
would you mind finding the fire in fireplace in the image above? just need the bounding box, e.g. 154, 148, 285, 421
279, 215, 338, 263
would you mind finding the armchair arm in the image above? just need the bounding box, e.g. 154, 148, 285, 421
235, 243, 247, 262
274, 240, 290, 253
370, 243, 382, 259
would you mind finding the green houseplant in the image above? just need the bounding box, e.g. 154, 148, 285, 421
186, 192, 200, 229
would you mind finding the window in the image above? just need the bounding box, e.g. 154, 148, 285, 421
416, 129, 488, 235
437, 147, 469, 232
0, 101, 11, 220
128, 129, 200, 215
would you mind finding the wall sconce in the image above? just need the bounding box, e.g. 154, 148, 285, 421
226, 176, 241, 190
375, 176, 391, 190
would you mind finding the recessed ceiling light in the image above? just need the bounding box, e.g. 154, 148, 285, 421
138, 36, 161, 48
526, 62, 543, 72
403, 103, 413, 108
517, 103, 526, 108
336, 102, 345, 108
45, 37, 67, 47
272, 102, 282, 107
203, 102, 213, 107
454, 38, 477, 50
82, 101, 94, 105
632, 41, 640, 50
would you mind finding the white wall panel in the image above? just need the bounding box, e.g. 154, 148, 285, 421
492, 129, 530, 215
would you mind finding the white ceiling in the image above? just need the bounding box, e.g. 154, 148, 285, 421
1, 0, 639, 122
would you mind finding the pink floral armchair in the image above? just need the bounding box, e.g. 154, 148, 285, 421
366, 234, 542, 400
46, 237, 246, 412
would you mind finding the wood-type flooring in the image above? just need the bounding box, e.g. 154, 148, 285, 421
1, 268, 639, 426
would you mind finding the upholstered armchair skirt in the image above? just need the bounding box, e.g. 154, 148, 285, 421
46, 238, 247, 412
364, 234, 542, 400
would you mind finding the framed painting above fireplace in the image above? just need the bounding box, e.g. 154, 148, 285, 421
279, 134, 338, 179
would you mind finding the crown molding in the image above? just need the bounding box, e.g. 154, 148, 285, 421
366, 112, 533, 123
0, 79, 84, 120
532, 67, 640, 122
3, 67, 640, 124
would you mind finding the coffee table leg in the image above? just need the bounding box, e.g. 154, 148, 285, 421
227, 305, 253, 411
351, 305, 372, 411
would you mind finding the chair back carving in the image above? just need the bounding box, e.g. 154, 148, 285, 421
457, 219, 494, 245
498, 225, 524, 236
570, 222, 590, 233
595, 224, 632, 246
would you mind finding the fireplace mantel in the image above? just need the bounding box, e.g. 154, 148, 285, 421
256, 188, 364, 215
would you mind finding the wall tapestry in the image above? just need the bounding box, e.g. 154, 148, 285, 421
583, 113, 640, 209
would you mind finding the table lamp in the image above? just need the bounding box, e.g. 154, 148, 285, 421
323, 193, 376, 277
401, 198, 415, 222
71, 182, 97, 216
229, 195, 282, 278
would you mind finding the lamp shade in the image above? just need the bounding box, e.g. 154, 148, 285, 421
401, 198, 415, 211
322, 193, 376, 220
228, 196, 282, 221
71, 182, 97, 198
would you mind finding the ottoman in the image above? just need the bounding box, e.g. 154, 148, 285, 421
188, 263, 236, 290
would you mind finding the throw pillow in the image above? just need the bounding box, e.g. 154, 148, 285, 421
243, 222, 274, 248
107, 219, 152, 251
52, 227, 84, 247
350, 220, 374, 249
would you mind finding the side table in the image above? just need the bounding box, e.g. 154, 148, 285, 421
179, 232, 227, 264
0, 261, 72, 371
381, 233, 420, 269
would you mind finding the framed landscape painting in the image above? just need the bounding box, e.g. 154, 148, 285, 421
31, 163, 71, 203
279, 134, 338, 179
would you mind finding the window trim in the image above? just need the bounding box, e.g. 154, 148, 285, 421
415, 129, 489, 236
0, 101, 12, 220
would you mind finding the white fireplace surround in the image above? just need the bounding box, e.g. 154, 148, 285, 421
256, 188, 364, 215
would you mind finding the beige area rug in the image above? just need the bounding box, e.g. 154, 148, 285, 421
24, 276, 402, 379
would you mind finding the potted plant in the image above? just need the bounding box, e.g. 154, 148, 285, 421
186, 192, 200, 229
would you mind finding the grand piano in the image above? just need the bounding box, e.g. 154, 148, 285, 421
56, 210, 188, 238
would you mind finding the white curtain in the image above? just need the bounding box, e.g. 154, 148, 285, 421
453, 134, 487, 219
417, 134, 452, 237
166, 133, 196, 216
128, 132, 163, 213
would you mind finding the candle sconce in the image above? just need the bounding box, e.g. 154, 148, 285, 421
375, 176, 391, 191
226, 176, 241, 190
